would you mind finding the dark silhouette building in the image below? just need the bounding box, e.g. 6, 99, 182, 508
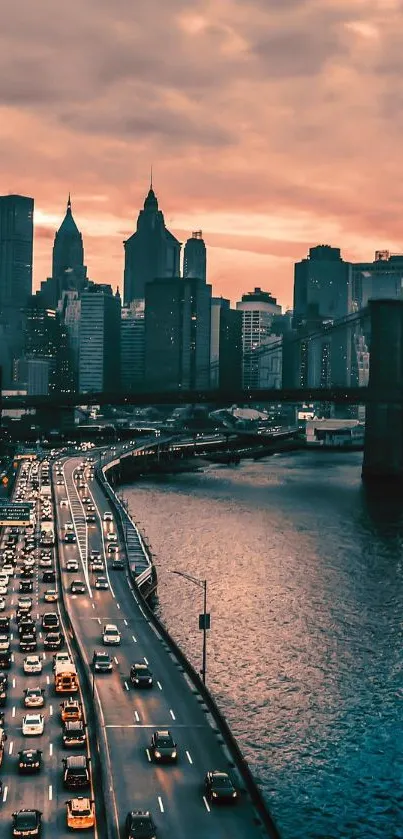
15, 297, 74, 395
210, 298, 242, 390
39, 196, 88, 308
183, 231, 206, 282
123, 182, 181, 304
79, 284, 121, 393
145, 277, 211, 392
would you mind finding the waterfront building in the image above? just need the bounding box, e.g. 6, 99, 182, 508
236, 288, 281, 389
123, 182, 181, 304
183, 231, 206, 282
79, 285, 121, 393
145, 277, 211, 391
121, 300, 145, 392
210, 298, 242, 390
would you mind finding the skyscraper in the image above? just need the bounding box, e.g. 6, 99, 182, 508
79, 285, 121, 393
121, 301, 145, 392
0, 194, 34, 313
352, 250, 403, 310
123, 181, 181, 304
183, 231, 206, 282
145, 277, 211, 391
236, 288, 281, 388
39, 196, 88, 309
210, 298, 242, 390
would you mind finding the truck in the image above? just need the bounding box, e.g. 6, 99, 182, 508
54, 661, 79, 693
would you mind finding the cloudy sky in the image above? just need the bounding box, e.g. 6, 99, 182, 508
1, 0, 402, 308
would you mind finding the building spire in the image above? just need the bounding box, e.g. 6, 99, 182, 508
150, 165, 153, 190
67, 192, 71, 211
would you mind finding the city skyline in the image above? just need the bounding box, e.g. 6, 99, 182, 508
2, 1, 403, 309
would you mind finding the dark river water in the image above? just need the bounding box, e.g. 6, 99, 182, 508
124, 451, 403, 839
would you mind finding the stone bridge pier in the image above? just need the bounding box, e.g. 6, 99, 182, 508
362, 299, 403, 485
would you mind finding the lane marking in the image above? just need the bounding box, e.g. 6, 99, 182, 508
8, 741, 13, 755
43, 653, 46, 660
3, 785, 8, 802
186, 750, 193, 764
143, 656, 149, 665
49, 705, 53, 716
12, 706, 15, 718
92, 603, 95, 609
116, 603, 120, 610
124, 681, 129, 691
46, 675, 50, 685
97, 618, 101, 625
146, 748, 151, 762
134, 710, 140, 722
12, 678, 15, 688
203, 796, 211, 813
157, 681, 162, 691
169, 709, 176, 720
113, 656, 119, 665
123, 619, 128, 626
49, 743, 53, 756
48, 784, 52, 801
132, 635, 137, 643
158, 796, 164, 813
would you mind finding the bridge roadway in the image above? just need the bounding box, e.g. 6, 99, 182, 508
0, 460, 98, 839
55, 453, 273, 839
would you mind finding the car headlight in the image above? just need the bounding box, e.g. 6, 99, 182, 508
212, 791, 218, 797
154, 750, 161, 758
148, 678, 152, 684
134, 678, 139, 683
232, 791, 237, 797
171, 751, 177, 758
19, 761, 24, 767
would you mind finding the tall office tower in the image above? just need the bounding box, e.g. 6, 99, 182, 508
145, 277, 211, 392
292, 245, 353, 390
123, 181, 181, 304
0, 194, 34, 385
79, 285, 121, 393
236, 288, 281, 388
40, 196, 88, 309
352, 250, 403, 309
58, 289, 81, 390
210, 298, 242, 390
121, 301, 145, 392
183, 231, 206, 282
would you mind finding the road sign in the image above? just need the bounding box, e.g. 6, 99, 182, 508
0, 503, 33, 526
199, 613, 211, 631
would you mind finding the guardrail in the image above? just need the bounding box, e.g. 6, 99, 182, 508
52, 467, 117, 839
96, 446, 282, 839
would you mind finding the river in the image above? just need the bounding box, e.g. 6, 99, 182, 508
124, 450, 403, 839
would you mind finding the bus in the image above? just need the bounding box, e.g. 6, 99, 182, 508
54, 661, 79, 693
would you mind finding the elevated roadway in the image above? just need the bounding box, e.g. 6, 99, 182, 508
55, 453, 279, 839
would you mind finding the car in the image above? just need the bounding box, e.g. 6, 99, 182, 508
70, 580, 86, 594
111, 558, 124, 570
102, 624, 121, 645
106, 533, 117, 543
86, 504, 95, 513
43, 570, 56, 583
62, 719, 86, 746
107, 544, 119, 555
65, 532, 77, 544
53, 651, 71, 669
19, 580, 33, 593
66, 560, 79, 572
3, 564, 14, 575
60, 499, 69, 507
56, 479, 64, 485
24, 687, 45, 708
90, 550, 101, 560
20, 634, 37, 653
0, 672, 7, 705
150, 729, 178, 763
0, 649, 11, 669
130, 664, 153, 688
0, 585, 7, 596
63, 755, 90, 789
21, 568, 34, 579
82, 496, 91, 505
0, 597, 5, 611
12, 809, 42, 837
44, 631, 64, 651
18, 619, 36, 636
0, 616, 9, 632
93, 651, 113, 672
18, 596, 33, 612
66, 797, 95, 830
44, 589, 58, 602
23, 557, 35, 568
24, 655, 42, 675
0, 635, 10, 652
17, 748, 42, 774
65, 522, 75, 532
103, 512, 113, 522
42, 612, 59, 631
60, 699, 83, 722
125, 810, 157, 839
39, 557, 53, 568
91, 559, 104, 572
95, 576, 108, 590
22, 714, 45, 736
86, 514, 96, 524
204, 770, 238, 803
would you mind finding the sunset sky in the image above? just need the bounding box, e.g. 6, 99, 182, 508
1, 0, 402, 309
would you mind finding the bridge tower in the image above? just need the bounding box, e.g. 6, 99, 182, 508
362, 299, 403, 485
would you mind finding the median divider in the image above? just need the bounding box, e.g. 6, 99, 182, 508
96, 452, 282, 839
52, 467, 119, 839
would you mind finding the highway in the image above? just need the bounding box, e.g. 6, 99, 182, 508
0, 458, 98, 838
55, 452, 274, 839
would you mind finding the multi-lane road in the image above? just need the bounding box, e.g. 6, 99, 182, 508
56, 453, 274, 839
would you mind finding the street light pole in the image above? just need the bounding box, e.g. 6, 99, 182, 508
170, 570, 209, 685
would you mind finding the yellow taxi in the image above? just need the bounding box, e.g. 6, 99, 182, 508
66, 797, 95, 829
60, 699, 83, 723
